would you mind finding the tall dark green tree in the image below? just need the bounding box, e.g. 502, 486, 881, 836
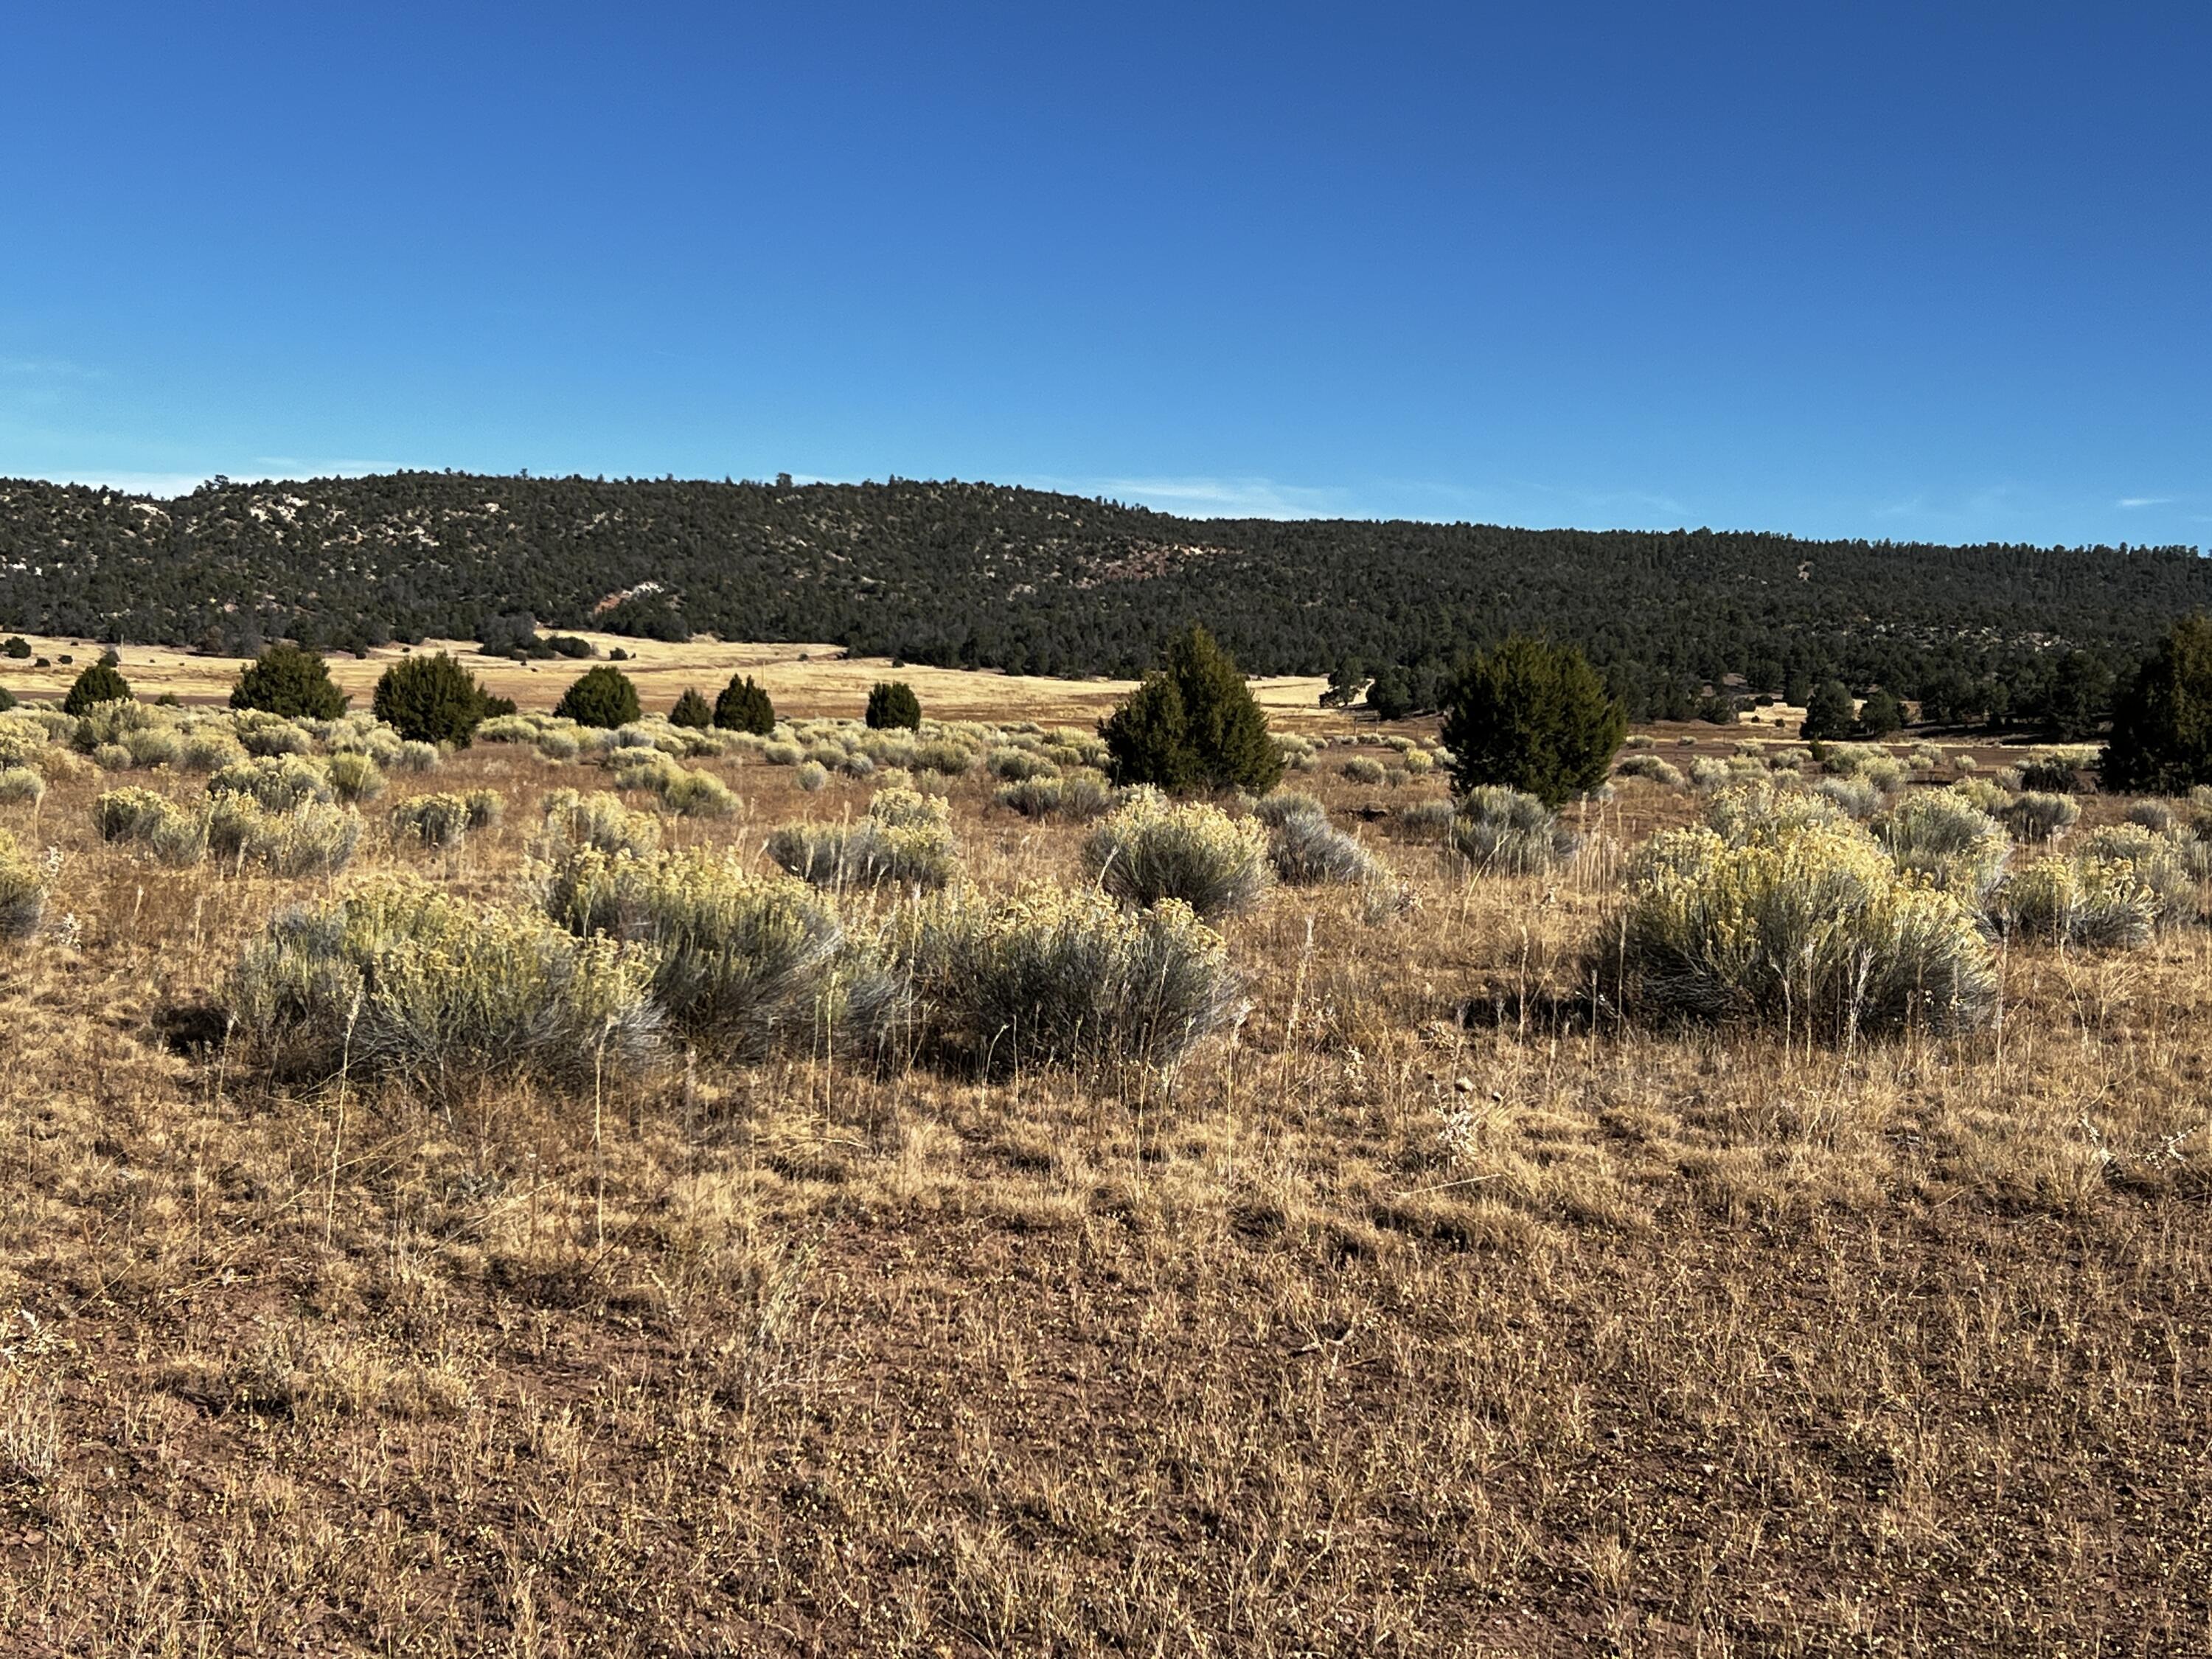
1800, 680, 1857, 741
714, 673, 776, 734
230, 644, 349, 719
554, 665, 641, 728
61, 661, 131, 715
669, 687, 713, 728
1101, 624, 1281, 793
866, 681, 922, 730
1854, 688, 1905, 738
2102, 614, 2212, 794
1439, 637, 1624, 807
372, 652, 491, 746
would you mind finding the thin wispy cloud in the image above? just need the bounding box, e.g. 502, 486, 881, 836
0, 358, 97, 379
2118, 496, 2173, 509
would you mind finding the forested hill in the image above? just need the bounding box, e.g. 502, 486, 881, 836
1, 470, 2205, 717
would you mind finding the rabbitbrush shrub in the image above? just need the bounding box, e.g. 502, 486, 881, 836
209, 754, 333, 812
1448, 786, 1576, 876
0, 829, 49, 939
0, 768, 46, 807
2000, 790, 2081, 844
540, 788, 662, 860
1609, 818, 1997, 1037
1992, 855, 2160, 950
1614, 754, 1686, 787
767, 789, 957, 891
326, 751, 386, 803
233, 877, 661, 1089
899, 885, 1238, 1075
1876, 793, 2011, 902
541, 846, 893, 1060
1081, 795, 1269, 918
206, 796, 361, 875
2076, 825, 2199, 928
392, 790, 502, 848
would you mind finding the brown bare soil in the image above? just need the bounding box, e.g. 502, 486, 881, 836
0, 722, 2206, 1655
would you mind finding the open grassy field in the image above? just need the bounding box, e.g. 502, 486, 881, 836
0, 633, 1336, 729
0, 693, 2205, 1655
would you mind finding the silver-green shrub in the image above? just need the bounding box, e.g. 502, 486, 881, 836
897, 884, 1237, 1074
540, 846, 888, 1061
1611, 818, 1997, 1036
2000, 791, 2080, 844
1448, 786, 1576, 876
232, 877, 661, 1089
1082, 796, 1270, 918
1875, 793, 2011, 902
0, 829, 47, 939
209, 754, 333, 812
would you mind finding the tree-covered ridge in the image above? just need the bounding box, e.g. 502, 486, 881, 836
1, 471, 2205, 717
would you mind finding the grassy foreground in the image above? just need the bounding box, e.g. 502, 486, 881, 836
0, 720, 2206, 1656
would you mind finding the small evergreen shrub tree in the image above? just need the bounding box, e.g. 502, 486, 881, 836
866, 681, 922, 730
714, 674, 776, 734
62, 662, 131, 716
1854, 689, 1905, 738
1439, 639, 1624, 807
230, 645, 348, 720
554, 666, 642, 729
372, 653, 490, 748
669, 688, 713, 728
1099, 625, 1281, 794
1800, 680, 1857, 741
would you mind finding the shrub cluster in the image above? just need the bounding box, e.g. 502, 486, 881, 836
898, 886, 1237, 1075
767, 789, 958, 891
1448, 786, 1576, 876
540, 846, 894, 1061
392, 790, 504, 848
233, 878, 662, 1089
1081, 794, 1270, 918
1610, 818, 1997, 1036
0, 828, 49, 939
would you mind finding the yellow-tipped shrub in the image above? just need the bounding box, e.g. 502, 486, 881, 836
540, 788, 662, 860
232, 877, 661, 1089
1081, 795, 1269, 918
1610, 819, 1997, 1036
0, 829, 47, 939
899, 884, 1237, 1074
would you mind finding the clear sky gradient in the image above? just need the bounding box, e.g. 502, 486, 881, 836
4, 2, 2205, 546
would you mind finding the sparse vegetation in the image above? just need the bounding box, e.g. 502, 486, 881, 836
1, 683, 2208, 1655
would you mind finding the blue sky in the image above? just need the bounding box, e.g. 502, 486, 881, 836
4, 2, 2205, 546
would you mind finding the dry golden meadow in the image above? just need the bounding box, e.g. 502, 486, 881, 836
0, 661, 2207, 1656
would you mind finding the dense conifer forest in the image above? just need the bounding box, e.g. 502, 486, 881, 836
2, 471, 2203, 723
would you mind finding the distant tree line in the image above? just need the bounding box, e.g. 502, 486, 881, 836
0, 472, 2204, 738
